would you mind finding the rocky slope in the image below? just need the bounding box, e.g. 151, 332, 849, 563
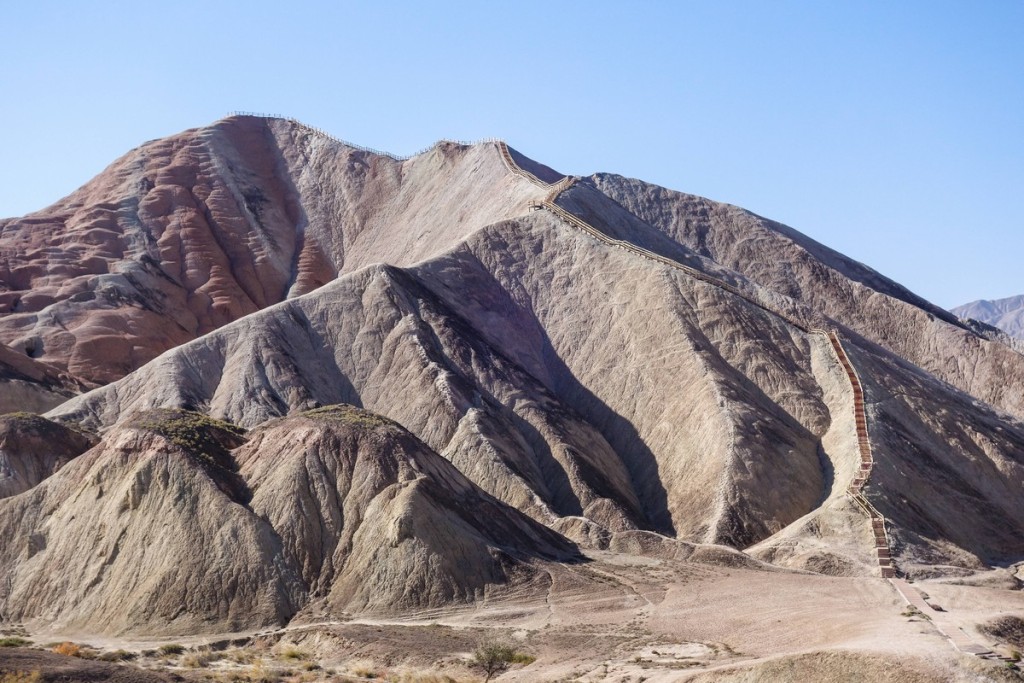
0, 116, 535, 385
0, 413, 96, 499
584, 176, 1024, 419
0, 343, 90, 413
47, 199, 1024, 575
0, 406, 575, 635
953, 295, 1024, 340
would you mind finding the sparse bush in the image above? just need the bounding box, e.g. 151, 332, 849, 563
249, 662, 287, 683
97, 649, 138, 662
470, 641, 535, 682
159, 643, 185, 656
183, 651, 219, 668
900, 605, 930, 621
227, 648, 257, 664
0, 637, 31, 647
348, 660, 382, 678
0, 671, 41, 683
52, 641, 82, 657
303, 404, 397, 428
279, 646, 307, 661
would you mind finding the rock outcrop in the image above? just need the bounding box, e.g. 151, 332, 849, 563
0, 344, 90, 414
238, 405, 576, 615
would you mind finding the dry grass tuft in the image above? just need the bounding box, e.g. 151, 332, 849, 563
980, 615, 1024, 649
0, 672, 41, 683
278, 646, 307, 661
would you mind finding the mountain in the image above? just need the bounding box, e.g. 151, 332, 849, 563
1, 116, 1023, 644
0, 117, 535, 385
953, 295, 1024, 340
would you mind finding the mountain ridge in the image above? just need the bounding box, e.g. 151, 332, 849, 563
0, 116, 1022, 643
953, 294, 1024, 340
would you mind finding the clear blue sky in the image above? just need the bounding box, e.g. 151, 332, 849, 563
2, 1, 1021, 308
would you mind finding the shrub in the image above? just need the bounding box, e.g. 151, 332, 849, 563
0, 672, 41, 683
279, 646, 307, 661
248, 662, 286, 683
97, 649, 138, 662
348, 660, 381, 678
226, 648, 257, 664
0, 637, 31, 647
470, 641, 535, 682
52, 642, 82, 657
159, 643, 185, 656
182, 651, 219, 668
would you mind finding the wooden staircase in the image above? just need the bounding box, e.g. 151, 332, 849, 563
497, 141, 897, 579
825, 331, 896, 578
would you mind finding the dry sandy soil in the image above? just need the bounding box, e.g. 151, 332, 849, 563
7, 550, 1022, 682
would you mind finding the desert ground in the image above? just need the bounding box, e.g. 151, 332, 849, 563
4, 548, 1022, 682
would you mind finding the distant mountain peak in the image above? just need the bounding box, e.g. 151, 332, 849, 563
952, 294, 1024, 339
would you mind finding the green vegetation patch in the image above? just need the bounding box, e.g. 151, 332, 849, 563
0, 637, 32, 647
130, 409, 249, 502
471, 641, 536, 681
131, 409, 244, 464
301, 404, 398, 429
1, 412, 66, 435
